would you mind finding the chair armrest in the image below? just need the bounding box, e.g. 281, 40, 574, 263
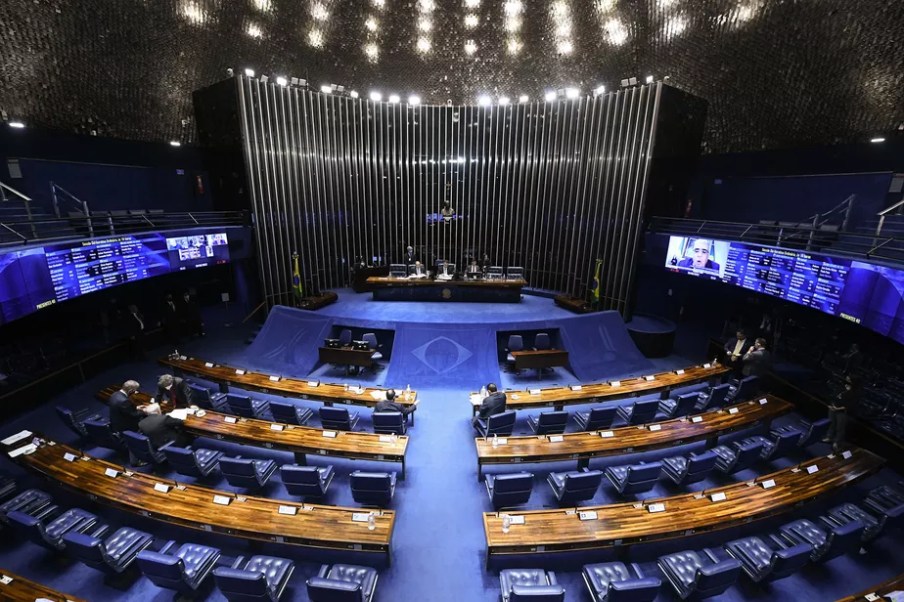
158, 441, 175, 451
89, 523, 111, 539
230, 555, 246, 569
317, 564, 331, 579
158, 539, 177, 554
546, 571, 558, 586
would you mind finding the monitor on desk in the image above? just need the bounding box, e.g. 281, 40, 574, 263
505, 266, 523, 280
324, 338, 341, 348
487, 266, 504, 280
389, 264, 407, 278
352, 340, 370, 350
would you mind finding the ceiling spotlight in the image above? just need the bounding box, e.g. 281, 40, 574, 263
408, 95, 421, 105
518, 95, 529, 103
645, 75, 654, 84
244, 68, 255, 77
226, 68, 234, 77
8, 121, 25, 129
593, 85, 606, 96
260, 75, 269, 84
870, 137, 886, 143
169, 140, 181, 147
276, 76, 288, 86
370, 91, 382, 102
477, 95, 492, 106
388, 94, 400, 103
498, 96, 511, 106
544, 91, 557, 102
464, 40, 477, 54
565, 87, 580, 99
629, 76, 638, 85
350, 90, 359, 99
464, 14, 479, 28
464, 0, 480, 7
320, 85, 333, 94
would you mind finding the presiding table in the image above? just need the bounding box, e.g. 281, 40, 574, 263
96, 387, 411, 478
4, 435, 396, 562
365, 277, 527, 303
0, 569, 87, 602
318, 346, 377, 371
469, 363, 731, 415
482, 446, 883, 563
511, 350, 570, 374
474, 395, 793, 479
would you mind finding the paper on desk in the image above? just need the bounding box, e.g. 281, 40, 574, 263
1, 430, 32, 446
168, 409, 190, 421
469, 394, 482, 404
883, 591, 904, 602
8, 443, 37, 458
372, 391, 386, 400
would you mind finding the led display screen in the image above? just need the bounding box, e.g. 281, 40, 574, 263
665, 235, 904, 345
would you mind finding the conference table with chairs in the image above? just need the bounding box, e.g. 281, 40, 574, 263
474, 395, 793, 479
159, 356, 419, 421
0, 568, 87, 602
510, 349, 570, 374
3, 434, 396, 562
95, 386, 410, 479
469, 363, 731, 415
482, 446, 883, 562
836, 573, 904, 601
365, 276, 528, 302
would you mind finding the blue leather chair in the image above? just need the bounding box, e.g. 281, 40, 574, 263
373, 411, 407, 435
162, 445, 223, 479
744, 430, 801, 462
604, 461, 662, 496
281, 464, 335, 499
62, 526, 153, 574
499, 568, 565, 602
0, 488, 53, 524
7, 507, 101, 551
83, 418, 125, 451
661, 450, 718, 486
226, 394, 271, 420
187, 382, 228, 411
711, 439, 764, 474
505, 335, 525, 366
122, 430, 168, 464
546, 469, 603, 505
362, 333, 383, 361
866, 485, 904, 518
657, 548, 742, 599
350, 471, 396, 507
695, 383, 730, 411
485, 472, 534, 510
724, 536, 811, 583
214, 555, 295, 602
777, 517, 865, 562
657, 393, 699, 419
320, 407, 360, 431
825, 502, 892, 543
527, 411, 569, 435
581, 561, 661, 602
138, 541, 221, 596
475, 410, 517, 438
573, 406, 617, 431
534, 332, 551, 351
269, 400, 314, 426
616, 399, 659, 426
772, 418, 831, 449
338, 329, 353, 346
728, 375, 759, 401
56, 405, 103, 438
219, 456, 278, 490
307, 563, 378, 602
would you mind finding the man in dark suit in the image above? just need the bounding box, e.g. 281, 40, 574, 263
108, 380, 147, 434
723, 329, 752, 377
375, 389, 418, 416
403, 245, 417, 266
162, 293, 181, 344
179, 291, 205, 338
138, 408, 191, 449
741, 337, 772, 377
126, 304, 146, 358
155, 374, 193, 409
471, 383, 507, 429
677, 238, 720, 271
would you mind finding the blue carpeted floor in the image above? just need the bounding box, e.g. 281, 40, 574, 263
1, 294, 903, 601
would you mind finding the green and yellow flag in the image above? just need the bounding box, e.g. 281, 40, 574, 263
591, 259, 602, 304
292, 252, 304, 301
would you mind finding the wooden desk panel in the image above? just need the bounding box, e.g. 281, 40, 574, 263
482, 447, 883, 558
96, 387, 410, 478
474, 395, 792, 478
5, 437, 395, 559
469, 363, 731, 414
318, 347, 376, 368
511, 350, 570, 371
0, 569, 87, 602
836, 573, 904, 601
159, 356, 418, 409
365, 277, 526, 302
365, 277, 527, 289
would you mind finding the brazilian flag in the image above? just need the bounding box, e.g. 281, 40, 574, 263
292, 252, 304, 302
591, 259, 602, 304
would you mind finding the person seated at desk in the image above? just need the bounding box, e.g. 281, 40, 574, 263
466, 259, 482, 279
375, 389, 418, 415
408, 261, 428, 279
436, 260, 454, 281
471, 383, 506, 429
138, 404, 192, 449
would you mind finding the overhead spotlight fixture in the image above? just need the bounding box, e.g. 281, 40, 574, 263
8, 121, 25, 129
645, 75, 654, 84
477, 95, 492, 106
408, 95, 421, 105
244, 68, 255, 77
593, 85, 606, 96
370, 91, 382, 102
518, 95, 529, 103
544, 90, 557, 102
620, 78, 629, 87
169, 140, 181, 147
226, 68, 234, 77
320, 85, 333, 94
498, 96, 510, 106
387, 94, 399, 103
276, 76, 288, 86
628, 76, 638, 85
350, 90, 359, 99
565, 87, 580, 99
870, 137, 886, 143
260, 75, 269, 83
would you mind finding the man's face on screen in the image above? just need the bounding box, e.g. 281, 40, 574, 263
692, 240, 711, 267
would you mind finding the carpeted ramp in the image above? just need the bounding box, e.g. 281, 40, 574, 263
239, 305, 333, 378
557, 311, 654, 381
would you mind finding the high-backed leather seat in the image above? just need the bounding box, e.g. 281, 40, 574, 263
499, 568, 565, 602
269, 400, 314, 426
657, 548, 742, 599
604, 461, 662, 496
219, 456, 278, 490
350, 471, 396, 507
475, 410, 517, 438
546, 469, 603, 505
56, 406, 103, 438
162, 445, 223, 479
281, 464, 335, 499
306, 563, 378, 602
581, 561, 661, 602
710, 439, 764, 474
63, 526, 154, 574
485, 472, 534, 510
319, 407, 360, 431
213, 554, 295, 602
225, 393, 271, 420
137, 541, 221, 595
573, 406, 617, 432
616, 399, 659, 426
724, 535, 811, 582
527, 411, 569, 435
661, 450, 718, 486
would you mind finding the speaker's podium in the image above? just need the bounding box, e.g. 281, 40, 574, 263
554, 294, 595, 314
296, 290, 338, 310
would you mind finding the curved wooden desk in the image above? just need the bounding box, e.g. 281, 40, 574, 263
469, 363, 731, 414
159, 356, 418, 418
482, 447, 883, 561
96, 386, 410, 479
475, 395, 793, 479
4, 437, 395, 561
837, 573, 904, 601
0, 569, 87, 602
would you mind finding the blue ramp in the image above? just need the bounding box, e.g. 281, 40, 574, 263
384, 323, 500, 389
558, 311, 653, 381
239, 305, 333, 378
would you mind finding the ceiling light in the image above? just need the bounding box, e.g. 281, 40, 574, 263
504, 0, 523, 16
388, 94, 400, 103
477, 95, 492, 106
246, 23, 263, 38
464, 0, 480, 7
364, 43, 379, 60
310, 2, 329, 20
321, 85, 333, 94
416, 37, 431, 52
498, 96, 510, 106
371, 0, 385, 7
557, 40, 573, 54
870, 137, 886, 143
9, 121, 25, 129
169, 140, 181, 147
464, 14, 479, 28
464, 40, 477, 54
350, 90, 359, 99
518, 95, 529, 103
565, 87, 580, 99
244, 68, 255, 77
276, 76, 288, 86
308, 29, 325, 47
507, 38, 522, 54
408, 95, 421, 105
594, 85, 606, 95
645, 75, 654, 84
365, 17, 378, 31
544, 91, 557, 102
370, 91, 382, 102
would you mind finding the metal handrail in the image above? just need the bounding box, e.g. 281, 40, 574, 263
876, 197, 904, 236
49, 182, 93, 237
1, 181, 35, 237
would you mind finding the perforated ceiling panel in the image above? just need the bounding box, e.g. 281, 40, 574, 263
0, 0, 901, 153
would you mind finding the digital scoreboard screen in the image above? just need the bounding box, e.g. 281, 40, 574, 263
0, 229, 230, 326
665, 235, 904, 345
